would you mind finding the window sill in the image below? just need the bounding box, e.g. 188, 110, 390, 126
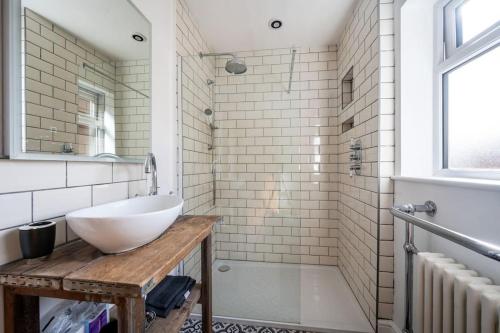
391, 175, 500, 192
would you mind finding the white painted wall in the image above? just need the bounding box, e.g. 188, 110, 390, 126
131, 0, 178, 195
393, 179, 500, 329
393, 0, 500, 331
397, 0, 436, 177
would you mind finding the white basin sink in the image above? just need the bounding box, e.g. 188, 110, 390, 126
66, 195, 183, 254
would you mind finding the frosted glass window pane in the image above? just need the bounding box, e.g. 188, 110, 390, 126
456, 0, 500, 46
445, 46, 500, 169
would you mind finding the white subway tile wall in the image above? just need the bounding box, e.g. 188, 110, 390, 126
0, 161, 145, 268
115, 60, 151, 159
23, 8, 116, 155
213, 46, 340, 266
0, 228, 23, 266
66, 161, 112, 186
23, 8, 151, 159
337, 0, 378, 325
128, 180, 149, 198
378, 0, 396, 321
0, 160, 66, 193
336, 0, 395, 326
0, 192, 32, 230
53, 217, 68, 247
33, 186, 91, 221
92, 182, 129, 206
176, 0, 217, 281
113, 163, 146, 182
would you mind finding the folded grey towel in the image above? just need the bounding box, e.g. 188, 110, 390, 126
146, 276, 196, 318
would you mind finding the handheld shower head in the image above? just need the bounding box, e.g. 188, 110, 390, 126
203, 108, 217, 130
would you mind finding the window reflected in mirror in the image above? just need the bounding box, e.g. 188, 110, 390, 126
20, 0, 151, 161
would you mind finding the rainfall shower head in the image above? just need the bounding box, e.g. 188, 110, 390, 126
204, 108, 213, 116
225, 57, 247, 74
199, 52, 247, 75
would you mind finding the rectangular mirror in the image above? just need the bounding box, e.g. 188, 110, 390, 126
4, 0, 151, 162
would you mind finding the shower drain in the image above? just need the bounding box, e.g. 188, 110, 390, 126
218, 265, 231, 272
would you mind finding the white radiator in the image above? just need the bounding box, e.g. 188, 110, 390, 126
415, 252, 500, 333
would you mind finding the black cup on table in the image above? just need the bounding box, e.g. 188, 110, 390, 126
18, 221, 56, 259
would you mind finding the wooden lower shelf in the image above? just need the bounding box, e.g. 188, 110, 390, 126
147, 284, 201, 333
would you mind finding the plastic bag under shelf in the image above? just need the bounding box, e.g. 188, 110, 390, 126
41, 301, 109, 333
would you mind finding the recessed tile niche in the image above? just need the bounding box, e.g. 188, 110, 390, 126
341, 67, 353, 109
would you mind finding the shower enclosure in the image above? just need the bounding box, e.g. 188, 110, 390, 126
177, 47, 375, 332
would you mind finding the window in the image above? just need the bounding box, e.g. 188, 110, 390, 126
444, 0, 500, 57
77, 86, 105, 156
456, 0, 500, 46
438, 0, 500, 175
443, 46, 500, 169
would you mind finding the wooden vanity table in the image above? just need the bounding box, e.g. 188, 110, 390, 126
0, 215, 219, 333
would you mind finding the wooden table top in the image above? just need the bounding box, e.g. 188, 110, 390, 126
0, 215, 219, 298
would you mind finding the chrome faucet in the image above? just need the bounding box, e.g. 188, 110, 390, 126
144, 152, 158, 195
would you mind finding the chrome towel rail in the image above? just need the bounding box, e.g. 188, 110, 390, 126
391, 205, 500, 262
391, 201, 500, 333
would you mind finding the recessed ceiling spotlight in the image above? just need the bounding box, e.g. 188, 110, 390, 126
132, 33, 147, 42
268, 19, 283, 30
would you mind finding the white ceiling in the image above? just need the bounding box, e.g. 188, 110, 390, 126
184, 0, 357, 53
22, 0, 150, 60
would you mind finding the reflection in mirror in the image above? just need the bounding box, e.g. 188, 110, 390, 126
20, 0, 151, 161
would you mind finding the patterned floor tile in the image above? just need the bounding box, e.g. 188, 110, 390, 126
181, 318, 315, 333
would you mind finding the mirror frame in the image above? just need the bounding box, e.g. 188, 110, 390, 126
1, 0, 7, 158
2, 0, 152, 163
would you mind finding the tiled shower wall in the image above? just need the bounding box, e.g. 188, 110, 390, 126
176, 0, 216, 280
213, 47, 340, 265
23, 8, 151, 160
115, 60, 151, 160
336, 0, 395, 326
175, 0, 396, 324
378, 0, 396, 322
336, 0, 380, 325
23, 8, 117, 155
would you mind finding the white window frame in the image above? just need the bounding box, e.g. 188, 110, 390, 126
77, 80, 115, 156
434, 0, 500, 180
